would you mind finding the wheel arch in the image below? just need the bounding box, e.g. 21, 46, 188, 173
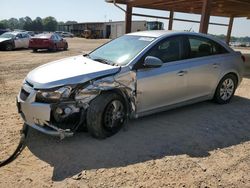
219, 71, 239, 86
99, 88, 133, 119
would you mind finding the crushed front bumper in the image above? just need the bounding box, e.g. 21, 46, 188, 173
16, 87, 74, 139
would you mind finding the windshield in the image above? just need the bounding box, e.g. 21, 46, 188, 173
89, 35, 155, 66
0, 33, 15, 39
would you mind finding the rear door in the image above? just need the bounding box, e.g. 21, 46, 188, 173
183, 35, 229, 99
56, 34, 64, 48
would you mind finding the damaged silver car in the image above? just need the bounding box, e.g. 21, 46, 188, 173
17, 31, 244, 139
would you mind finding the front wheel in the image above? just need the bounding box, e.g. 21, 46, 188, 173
63, 43, 68, 51
213, 74, 237, 104
5, 44, 13, 51
86, 93, 126, 139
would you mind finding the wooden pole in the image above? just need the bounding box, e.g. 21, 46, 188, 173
199, 0, 212, 34
168, 10, 174, 30
125, 4, 132, 33
226, 16, 234, 45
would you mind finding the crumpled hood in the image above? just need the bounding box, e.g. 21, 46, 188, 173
0, 38, 12, 43
26, 55, 120, 89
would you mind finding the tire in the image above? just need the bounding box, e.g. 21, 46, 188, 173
86, 93, 127, 139
49, 44, 57, 52
63, 43, 68, 51
213, 74, 237, 104
5, 44, 13, 51
32, 49, 38, 53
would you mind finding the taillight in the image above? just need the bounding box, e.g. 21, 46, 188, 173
241, 55, 246, 63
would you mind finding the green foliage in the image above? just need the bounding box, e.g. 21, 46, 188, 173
0, 20, 9, 29
0, 16, 78, 31
43, 16, 58, 31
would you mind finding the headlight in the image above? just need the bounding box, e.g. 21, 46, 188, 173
36, 86, 72, 102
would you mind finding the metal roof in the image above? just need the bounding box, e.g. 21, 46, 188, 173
106, 0, 250, 18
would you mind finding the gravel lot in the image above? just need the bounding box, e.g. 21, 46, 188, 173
0, 38, 250, 188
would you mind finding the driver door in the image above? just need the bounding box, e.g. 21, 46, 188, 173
136, 36, 188, 115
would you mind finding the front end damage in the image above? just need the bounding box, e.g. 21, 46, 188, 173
17, 70, 137, 139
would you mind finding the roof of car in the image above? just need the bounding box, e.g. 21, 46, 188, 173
126, 30, 178, 38
126, 30, 232, 52
126, 30, 213, 39
5, 31, 25, 35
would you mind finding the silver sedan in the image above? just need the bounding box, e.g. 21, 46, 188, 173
17, 31, 245, 139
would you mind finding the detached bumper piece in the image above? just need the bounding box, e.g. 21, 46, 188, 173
28, 123, 74, 139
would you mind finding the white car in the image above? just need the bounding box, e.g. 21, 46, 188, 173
61, 32, 74, 38
0, 31, 30, 50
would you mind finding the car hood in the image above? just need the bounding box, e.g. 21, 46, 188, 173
26, 55, 121, 89
0, 38, 12, 43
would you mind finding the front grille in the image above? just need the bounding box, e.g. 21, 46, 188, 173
20, 89, 30, 101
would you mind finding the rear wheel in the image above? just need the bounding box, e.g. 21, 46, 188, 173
214, 74, 237, 104
87, 93, 126, 139
49, 44, 57, 52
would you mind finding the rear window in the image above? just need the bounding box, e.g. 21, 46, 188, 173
188, 36, 229, 58
35, 34, 51, 39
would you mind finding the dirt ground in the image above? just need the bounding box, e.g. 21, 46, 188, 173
0, 38, 250, 188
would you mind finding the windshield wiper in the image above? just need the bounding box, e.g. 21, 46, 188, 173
92, 58, 117, 66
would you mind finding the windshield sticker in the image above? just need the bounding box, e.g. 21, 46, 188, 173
138, 37, 154, 42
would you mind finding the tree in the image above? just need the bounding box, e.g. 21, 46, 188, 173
65, 21, 78, 24
18, 17, 26, 29
32, 17, 43, 32
8, 18, 19, 30
0, 20, 8, 29
43, 16, 57, 31
23, 16, 33, 30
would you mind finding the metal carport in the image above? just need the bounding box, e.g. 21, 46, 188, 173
106, 0, 250, 44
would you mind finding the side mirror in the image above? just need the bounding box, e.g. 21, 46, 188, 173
144, 56, 163, 68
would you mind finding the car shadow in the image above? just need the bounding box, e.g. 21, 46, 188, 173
0, 48, 31, 52
31, 49, 66, 53
26, 96, 250, 181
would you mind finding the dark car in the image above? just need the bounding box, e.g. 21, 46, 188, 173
29, 33, 68, 52
0, 29, 9, 35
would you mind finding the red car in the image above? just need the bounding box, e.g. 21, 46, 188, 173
29, 33, 68, 52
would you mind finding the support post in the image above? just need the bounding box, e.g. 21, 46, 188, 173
226, 16, 234, 45
199, 0, 212, 34
125, 4, 132, 33
168, 10, 174, 30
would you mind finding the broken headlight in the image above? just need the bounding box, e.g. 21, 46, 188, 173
36, 86, 72, 103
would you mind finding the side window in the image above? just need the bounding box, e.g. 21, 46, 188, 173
56, 34, 62, 40
51, 35, 56, 40
188, 36, 228, 58
22, 33, 28, 38
146, 37, 181, 63
16, 34, 22, 39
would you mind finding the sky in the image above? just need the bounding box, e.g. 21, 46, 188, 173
1, 0, 250, 37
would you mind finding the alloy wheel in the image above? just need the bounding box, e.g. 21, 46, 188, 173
103, 100, 125, 130
220, 78, 235, 101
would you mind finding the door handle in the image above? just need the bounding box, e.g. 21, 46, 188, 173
213, 63, 220, 68
177, 70, 188, 76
